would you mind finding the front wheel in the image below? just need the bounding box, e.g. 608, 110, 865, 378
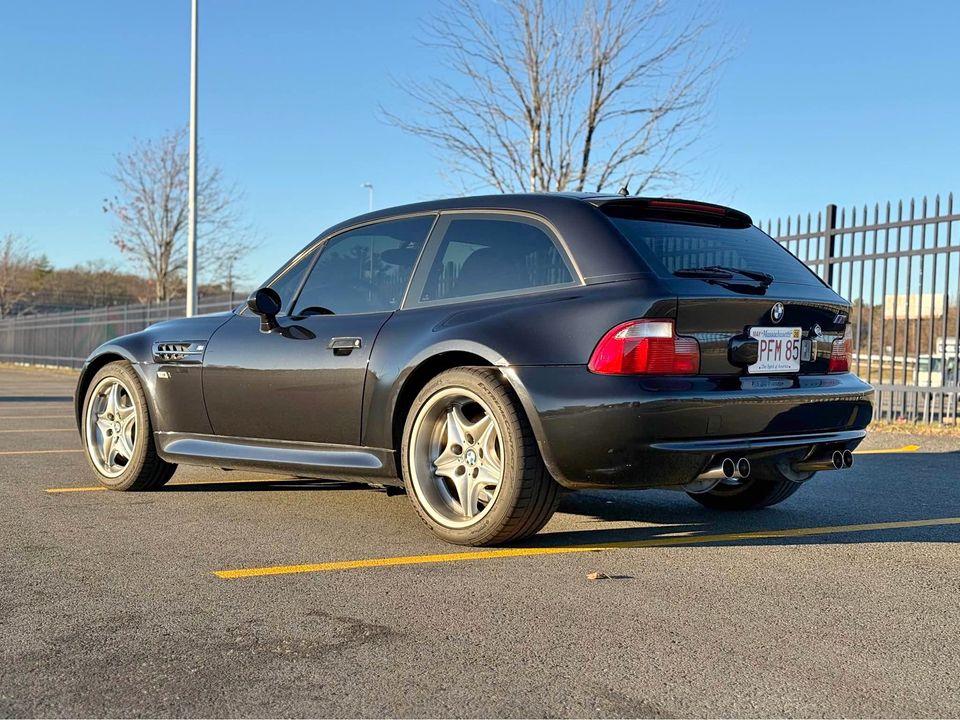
687, 464, 807, 510
401, 367, 559, 546
81, 361, 176, 490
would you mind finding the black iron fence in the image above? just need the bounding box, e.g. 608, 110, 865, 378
1, 194, 958, 423
764, 193, 959, 423
0, 294, 239, 370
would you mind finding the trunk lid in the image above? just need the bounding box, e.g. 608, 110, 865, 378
670, 279, 849, 375
596, 200, 851, 377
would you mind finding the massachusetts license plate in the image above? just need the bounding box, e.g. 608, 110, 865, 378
748, 326, 802, 374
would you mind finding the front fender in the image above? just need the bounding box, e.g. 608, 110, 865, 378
75, 311, 232, 433
74, 337, 152, 430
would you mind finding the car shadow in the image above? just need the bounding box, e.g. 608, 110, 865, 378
157, 478, 375, 493
150, 451, 960, 549
515, 451, 960, 549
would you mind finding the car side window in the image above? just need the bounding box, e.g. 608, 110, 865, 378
418, 216, 574, 303
266, 250, 315, 315
291, 215, 434, 316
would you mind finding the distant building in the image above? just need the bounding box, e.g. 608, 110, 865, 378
883, 292, 947, 320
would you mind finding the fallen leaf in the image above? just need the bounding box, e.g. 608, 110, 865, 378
586, 571, 610, 581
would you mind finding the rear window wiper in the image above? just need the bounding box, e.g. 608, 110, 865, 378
674, 267, 734, 279
674, 265, 774, 286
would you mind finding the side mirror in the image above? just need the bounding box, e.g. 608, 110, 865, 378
246, 287, 282, 333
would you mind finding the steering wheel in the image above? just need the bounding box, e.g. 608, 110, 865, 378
300, 277, 391, 315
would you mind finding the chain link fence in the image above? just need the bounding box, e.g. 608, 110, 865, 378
0, 294, 239, 370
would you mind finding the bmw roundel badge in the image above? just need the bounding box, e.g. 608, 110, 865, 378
771, 302, 785, 324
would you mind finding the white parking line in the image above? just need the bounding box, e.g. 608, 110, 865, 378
0, 449, 83, 456
0, 428, 75, 433
0, 415, 73, 420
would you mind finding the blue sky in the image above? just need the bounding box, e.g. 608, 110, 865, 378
1, 0, 958, 286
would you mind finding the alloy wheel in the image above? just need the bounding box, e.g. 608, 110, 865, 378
408, 387, 505, 528
85, 377, 138, 478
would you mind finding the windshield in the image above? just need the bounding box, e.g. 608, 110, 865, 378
605, 216, 823, 287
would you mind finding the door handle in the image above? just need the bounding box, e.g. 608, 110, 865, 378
328, 337, 362, 355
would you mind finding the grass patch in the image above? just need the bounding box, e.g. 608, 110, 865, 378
870, 420, 960, 437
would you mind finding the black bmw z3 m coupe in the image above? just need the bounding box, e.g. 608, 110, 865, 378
76, 193, 873, 545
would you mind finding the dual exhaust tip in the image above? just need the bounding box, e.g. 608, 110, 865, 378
703, 449, 854, 481
832, 449, 855, 470
699, 456, 751, 482
721, 456, 751, 480
695, 448, 854, 489
792, 448, 855, 473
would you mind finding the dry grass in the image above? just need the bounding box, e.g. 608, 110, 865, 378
869, 419, 960, 437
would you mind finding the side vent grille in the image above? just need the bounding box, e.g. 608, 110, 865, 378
153, 341, 205, 364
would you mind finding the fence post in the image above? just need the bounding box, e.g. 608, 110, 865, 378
72, 308, 78, 369
823, 203, 838, 286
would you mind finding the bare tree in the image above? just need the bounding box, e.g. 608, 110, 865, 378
0, 235, 44, 318
208, 241, 249, 297
103, 128, 258, 302
386, 0, 726, 194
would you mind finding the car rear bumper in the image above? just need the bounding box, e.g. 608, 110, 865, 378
506, 366, 874, 489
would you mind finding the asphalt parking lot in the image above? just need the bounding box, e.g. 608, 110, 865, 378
1, 366, 958, 718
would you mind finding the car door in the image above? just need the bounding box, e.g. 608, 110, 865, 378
201, 214, 436, 446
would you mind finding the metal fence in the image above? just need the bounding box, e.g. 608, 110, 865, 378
0, 294, 239, 370
2, 193, 958, 423
764, 193, 959, 423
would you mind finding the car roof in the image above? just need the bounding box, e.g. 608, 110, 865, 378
313, 192, 753, 284
327, 192, 749, 226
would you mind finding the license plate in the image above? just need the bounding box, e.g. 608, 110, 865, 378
748, 327, 802, 374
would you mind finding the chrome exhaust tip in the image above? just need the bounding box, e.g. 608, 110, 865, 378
831, 450, 844, 470
721, 457, 736, 479
736, 457, 751, 479
683, 457, 736, 493
793, 448, 853, 474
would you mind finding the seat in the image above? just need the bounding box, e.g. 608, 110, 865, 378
453, 247, 528, 297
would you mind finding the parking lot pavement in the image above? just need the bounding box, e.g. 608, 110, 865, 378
1, 366, 958, 718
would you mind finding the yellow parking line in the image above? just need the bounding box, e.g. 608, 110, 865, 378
214, 516, 960, 579
0, 449, 82, 456
855, 444, 920, 455
45, 485, 104, 493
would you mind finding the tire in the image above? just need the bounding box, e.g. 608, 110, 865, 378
401, 367, 559, 546
80, 361, 176, 491
687, 463, 806, 511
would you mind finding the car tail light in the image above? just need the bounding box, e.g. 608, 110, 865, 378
828, 325, 853, 373
588, 320, 700, 375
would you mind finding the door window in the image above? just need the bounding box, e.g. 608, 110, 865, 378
266, 250, 315, 315
417, 215, 574, 303
292, 215, 434, 315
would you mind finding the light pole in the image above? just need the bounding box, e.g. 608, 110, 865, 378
362, 182, 374, 212
186, 0, 199, 317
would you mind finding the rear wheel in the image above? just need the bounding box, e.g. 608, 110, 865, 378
81, 361, 176, 490
687, 464, 806, 510
401, 367, 559, 546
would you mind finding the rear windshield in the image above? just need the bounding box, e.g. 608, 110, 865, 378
606, 217, 822, 286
